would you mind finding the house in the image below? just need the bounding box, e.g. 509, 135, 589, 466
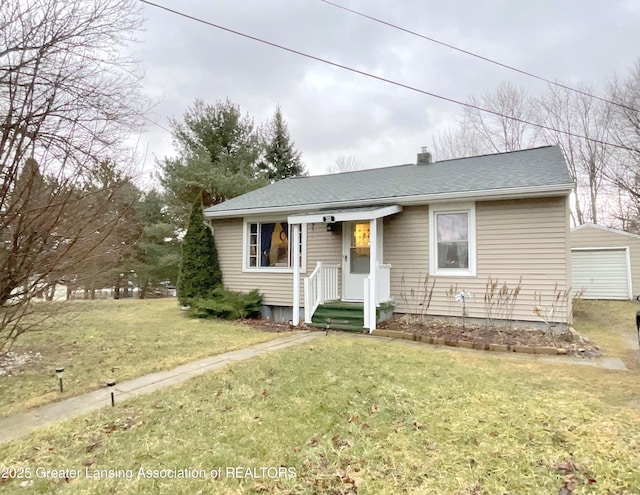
203, 145, 574, 331
571, 224, 640, 300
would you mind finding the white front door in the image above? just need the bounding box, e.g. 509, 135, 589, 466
342, 222, 371, 301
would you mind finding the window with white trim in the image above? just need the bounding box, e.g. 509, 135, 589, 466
429, 204, 476, 276
244, 221, 304, 270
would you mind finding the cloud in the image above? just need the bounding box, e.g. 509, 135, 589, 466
132, 0, 640, 180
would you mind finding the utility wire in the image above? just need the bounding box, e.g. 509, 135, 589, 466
320, 0, 635, 113
142, 114, 172, 134
139, 0, 635, 153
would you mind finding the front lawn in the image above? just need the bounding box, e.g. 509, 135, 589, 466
0, 299, 283, 417
573, 299, 640, 370
1, 333, 639, 494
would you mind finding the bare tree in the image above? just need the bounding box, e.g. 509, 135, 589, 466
432, 125, 489, 161
325, 154, 363, 174
432, 80, 619, 226
433, 83, 541, 160
607, 61, 640, 230
466, 82, 541, 153
536, 83, 616, 225
0, 0, 147, 351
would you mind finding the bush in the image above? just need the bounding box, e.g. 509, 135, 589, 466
177, 197, 222, 306
188, 288, 262, 320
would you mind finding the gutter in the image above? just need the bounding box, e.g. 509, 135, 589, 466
203, 183, 574, 220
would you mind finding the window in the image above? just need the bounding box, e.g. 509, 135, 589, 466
350, 222, 370, 274
437, 213, 468, 269
244, 220, 304, 271
429, 203, 476, 276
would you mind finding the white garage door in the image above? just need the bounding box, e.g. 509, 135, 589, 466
571, 248, 631, 299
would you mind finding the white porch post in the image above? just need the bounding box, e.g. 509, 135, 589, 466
368, 218, 377, 332
292, 223, 301, 326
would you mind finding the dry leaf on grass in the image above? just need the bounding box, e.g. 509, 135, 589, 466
558, 477, 577, 495
332, 435, 352, 448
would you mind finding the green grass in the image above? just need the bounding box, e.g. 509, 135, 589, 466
1, 332, 639, 494
0, 299, 283, 417
573, 299, 640, 370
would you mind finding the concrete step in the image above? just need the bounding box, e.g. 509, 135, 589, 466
311, 302, 365, 331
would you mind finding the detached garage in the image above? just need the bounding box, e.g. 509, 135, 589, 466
571, 224, 640, 300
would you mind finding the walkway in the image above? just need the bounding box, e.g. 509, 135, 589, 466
0, 331, 321, 444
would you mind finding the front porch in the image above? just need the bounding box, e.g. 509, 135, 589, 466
288, 205, 401, 332
302, 261, 394, 331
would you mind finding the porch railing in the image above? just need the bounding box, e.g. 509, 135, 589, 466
364, 262, 392, 332
377, 263, 391, 304
304, 262, 340, 323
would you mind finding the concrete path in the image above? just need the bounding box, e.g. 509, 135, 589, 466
0, 331, 321, 444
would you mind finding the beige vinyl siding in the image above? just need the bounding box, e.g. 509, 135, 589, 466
383, 205, 430, 313
214, 196, 571, 323
571, 225, 640, 298
306, 223, 343, 294
212, 218, 292, 306
212, 219, 343, 307
384, 197, 571, 324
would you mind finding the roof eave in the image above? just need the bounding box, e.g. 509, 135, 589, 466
398, 182, 574, 205
572, 223, 640, 240
203, 183, 574, 220
288, 204, 403, 224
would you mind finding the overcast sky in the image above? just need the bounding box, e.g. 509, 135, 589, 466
131, 0, 640, 183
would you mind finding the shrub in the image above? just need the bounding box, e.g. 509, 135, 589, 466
177, 196, 222, 305
189, 288, 262, 320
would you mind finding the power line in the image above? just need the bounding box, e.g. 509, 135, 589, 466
138, 0, 635, 153
142, 114, 172, 134
320, 0, 636, 113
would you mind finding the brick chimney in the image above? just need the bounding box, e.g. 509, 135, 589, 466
417, 146, 432, 165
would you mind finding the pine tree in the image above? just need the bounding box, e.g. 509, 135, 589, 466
177, 196, 222, 305
263, 105, 306, 181
132, 189, 181, 298
160, 98, 267, 227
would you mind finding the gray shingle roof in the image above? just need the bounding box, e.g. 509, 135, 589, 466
204, 145, 573, 217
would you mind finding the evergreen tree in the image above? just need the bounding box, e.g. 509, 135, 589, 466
131, 189, 181, 298
77, 160, 143, 299
160, 99, 267, 227
177, 196, 222, 305
262, 105, 306, 181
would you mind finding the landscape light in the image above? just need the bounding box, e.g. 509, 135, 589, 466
107, 380, 116, 407
55, 367, 64, 393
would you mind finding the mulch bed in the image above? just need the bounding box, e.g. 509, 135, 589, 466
240, 316, 602, 358
377, 315, 602, 358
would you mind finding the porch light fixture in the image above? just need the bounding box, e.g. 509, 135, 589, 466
107, 380, 116, 407
55, 367, 64, 393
